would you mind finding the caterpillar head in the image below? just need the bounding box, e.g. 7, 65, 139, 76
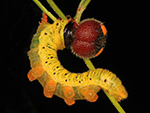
72, 19, 107, 59
64, 18, 107, 59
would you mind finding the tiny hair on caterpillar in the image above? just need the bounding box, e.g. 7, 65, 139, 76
27, 0, 128, 106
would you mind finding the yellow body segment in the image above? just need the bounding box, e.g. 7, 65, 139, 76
28, 17, 127, 106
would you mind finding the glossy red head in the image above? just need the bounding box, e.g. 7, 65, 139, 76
71, 19, 107, 59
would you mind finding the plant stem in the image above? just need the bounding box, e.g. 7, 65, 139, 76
104, 91, 126, 113
33, 0, 57, 21
83, 59, 95, 70
46, 0, 67, 20
74, 0, 91, 23
83, 59, 126, 113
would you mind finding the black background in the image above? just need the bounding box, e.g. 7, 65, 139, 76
1, 0, 144, 113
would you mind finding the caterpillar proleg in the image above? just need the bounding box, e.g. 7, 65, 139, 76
27, 13, 127, 106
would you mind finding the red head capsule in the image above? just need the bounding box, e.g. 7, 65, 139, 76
71, 19, 107, 59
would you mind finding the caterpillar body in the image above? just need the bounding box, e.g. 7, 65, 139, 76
27, 14, 127, 106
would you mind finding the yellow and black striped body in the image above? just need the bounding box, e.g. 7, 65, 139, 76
28, 18, 127, 105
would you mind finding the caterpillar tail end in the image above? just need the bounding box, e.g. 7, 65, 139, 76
27, 65, 44, 82
110, 84, 128, 102
116, 85, 128, 102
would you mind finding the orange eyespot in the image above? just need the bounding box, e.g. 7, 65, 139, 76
101, 24, 107, 36
95, 48, 104, 57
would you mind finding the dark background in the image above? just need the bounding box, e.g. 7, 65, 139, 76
1, 0, 144, 112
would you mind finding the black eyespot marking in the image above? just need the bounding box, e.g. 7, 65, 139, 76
104, 79, 107, 82
45, 61, 48, 63
42, 47, 45, 49
44, 32, 47, 35
50, 56, 53, 59
79, 81, 81, 83
56, 66, 59, 68
53, 72, 56, 75
65, 73, 68, 75
56, 23, 59, 26
90, 78, 92, 80
65, 79, 67, 82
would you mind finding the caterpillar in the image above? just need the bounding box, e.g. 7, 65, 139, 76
27, 13, 127, 106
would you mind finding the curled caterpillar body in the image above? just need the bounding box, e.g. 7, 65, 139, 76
28, 16, 127, 106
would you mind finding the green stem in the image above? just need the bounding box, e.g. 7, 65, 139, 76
83, 59, 126, 113
46, 0, 67, 20
104, 91, 126, 113
83, 59, 95, 70
74, 0, 91, 23
33, 0, 57, 21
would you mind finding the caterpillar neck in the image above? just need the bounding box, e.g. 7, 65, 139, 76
63, 19, 78, 49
